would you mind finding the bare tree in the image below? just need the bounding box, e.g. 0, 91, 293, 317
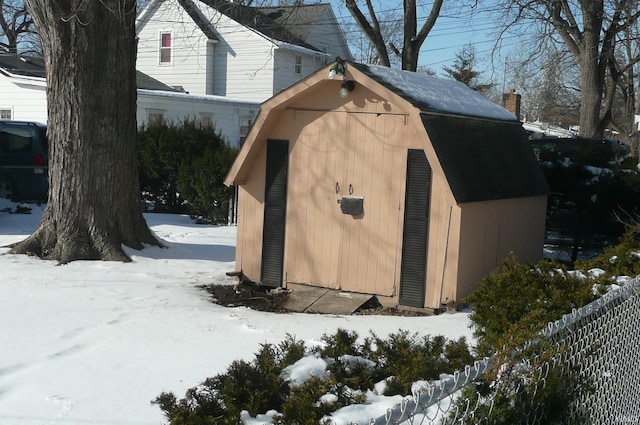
0, 0, 38, 53
11, 0, 160, 262
496, 0, 640, 138
344, 0, 443, 71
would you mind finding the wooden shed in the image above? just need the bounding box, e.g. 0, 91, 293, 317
224, 61, 549, 312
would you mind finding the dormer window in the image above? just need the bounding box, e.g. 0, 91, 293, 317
159, 31, 172, 64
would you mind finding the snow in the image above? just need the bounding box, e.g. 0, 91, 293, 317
0, 202, 473, 425
360, 64, 518, 121
280, 353, 329, 387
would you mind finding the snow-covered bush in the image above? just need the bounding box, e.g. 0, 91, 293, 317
153, 329, 474, 425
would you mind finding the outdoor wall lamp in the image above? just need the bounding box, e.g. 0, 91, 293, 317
328, 57, 345, 79
339, 80, 355, 98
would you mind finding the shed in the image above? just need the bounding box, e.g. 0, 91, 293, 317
224, 61, 549, 312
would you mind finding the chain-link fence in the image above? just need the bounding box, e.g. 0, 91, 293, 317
369, 276, 640, 425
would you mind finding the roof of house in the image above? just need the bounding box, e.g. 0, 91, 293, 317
177, 0, 220, 41
198, 0, 322, 52
258, 4, 330, 41
0, 53, 177, 91
0, 54, 46, 78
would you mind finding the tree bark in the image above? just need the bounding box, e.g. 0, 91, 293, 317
12, 0, 160, 263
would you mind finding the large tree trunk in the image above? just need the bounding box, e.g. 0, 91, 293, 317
12, 0, 160, 263
579, 58, 604, 137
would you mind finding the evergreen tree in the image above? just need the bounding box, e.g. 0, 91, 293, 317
442, 44, 493, 94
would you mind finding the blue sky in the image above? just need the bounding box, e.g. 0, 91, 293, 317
327, 0, 513, 80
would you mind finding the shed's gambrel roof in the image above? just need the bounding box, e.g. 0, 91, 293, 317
422, 114, 549, 203
351, 62, 516, 121
351, 62, 548, 203
226, 61, 549, 203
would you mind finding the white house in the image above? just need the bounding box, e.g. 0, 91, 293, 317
136, 0, 353, 102
0, 54, 259, 147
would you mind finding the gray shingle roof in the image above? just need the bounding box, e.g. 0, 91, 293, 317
199, 0, 322, 52
0, 53, 177, 91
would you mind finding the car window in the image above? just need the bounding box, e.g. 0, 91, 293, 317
0, 127, 33, 153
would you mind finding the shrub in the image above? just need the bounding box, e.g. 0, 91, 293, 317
153, 336, 306, 425
138, 119, 238, 223
153, 329, 475, 425
466, 254, 597, 357
576, 224, 640, 280
453, 342, 589, 425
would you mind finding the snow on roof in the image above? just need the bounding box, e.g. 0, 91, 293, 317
523, 120, 578, 138
353, 63, 518, 121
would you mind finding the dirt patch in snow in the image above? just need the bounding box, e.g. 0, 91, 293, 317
198, 282, 428, 316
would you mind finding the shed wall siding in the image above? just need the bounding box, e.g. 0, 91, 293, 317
455, 196, 547, 302
263, 84, 433, 297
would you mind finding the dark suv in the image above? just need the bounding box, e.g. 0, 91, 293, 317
0, 121, 48, 202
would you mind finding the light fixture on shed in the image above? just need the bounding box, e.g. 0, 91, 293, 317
339, 80, 355, 98
328, 57, 345, 79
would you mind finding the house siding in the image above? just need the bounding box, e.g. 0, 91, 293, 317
273, 49, 324, 96
0, 73, 258, 147
137, 0, 278, 102
305, 8, 353, 61
0, 76, 47, 122
137, 91, 259, 148
137, 0, 210, 95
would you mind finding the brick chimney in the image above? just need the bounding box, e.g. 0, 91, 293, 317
502, 89, 521, 121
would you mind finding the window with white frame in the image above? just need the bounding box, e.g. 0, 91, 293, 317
294, 55, 302, 75
0, 108, 12, 120
159, 31, 172, 64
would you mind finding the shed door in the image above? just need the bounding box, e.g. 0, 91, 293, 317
399, 149, 431, 307
261, 139, 289, 287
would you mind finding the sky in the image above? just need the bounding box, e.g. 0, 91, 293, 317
0, 200, 474, 425
326, 0, 513, 80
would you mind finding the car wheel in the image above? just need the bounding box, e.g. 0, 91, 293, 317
0, 175, 15, 200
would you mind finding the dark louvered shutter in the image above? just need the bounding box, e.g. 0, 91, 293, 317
399, 149, 431, 307
261, 140, 289, 287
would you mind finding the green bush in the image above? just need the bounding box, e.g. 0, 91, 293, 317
153, 329, 474, 425
466, 255, 597, 357
138, 119, 238, 223
576, 224, 640, 280
453, 342, 589, 425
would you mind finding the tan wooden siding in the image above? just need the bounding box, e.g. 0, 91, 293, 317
454, 196, 547, 302
275, 104, 424, 296
235, 144, 268, 282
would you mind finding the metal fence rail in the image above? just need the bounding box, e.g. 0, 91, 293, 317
369, 276, 640, 425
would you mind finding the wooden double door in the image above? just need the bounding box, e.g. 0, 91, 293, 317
260, 109, 432, 306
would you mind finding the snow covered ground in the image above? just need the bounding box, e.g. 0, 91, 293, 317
0, 202, 473, 425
